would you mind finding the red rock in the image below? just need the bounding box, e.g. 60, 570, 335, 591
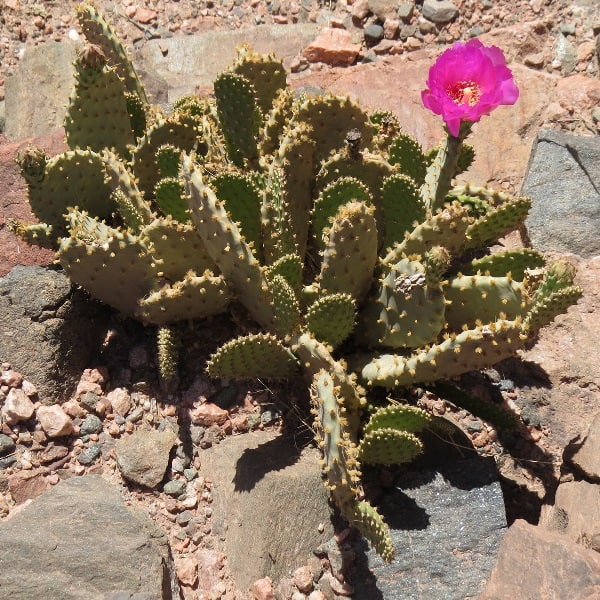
480, 520, 600, 599
106, 387, 132, 417
36, 405, 76, 438
350, 0, 370, 20
293, 565, 314, 594
75, 367, 107, 398
39, 443, 69, 464
194, 549, 223, 594
135, 7, 157, 24
556, 74, 600, 111
0, 370, 23, 388
252, 576, 275, 600
191, 403, 228, 427
570, 412, 600, 480
0, 131, 66, 277
302, 28, 361, 67
8, 470, 48, 504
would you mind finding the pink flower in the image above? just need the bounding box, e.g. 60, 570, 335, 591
421, 39, 519, 137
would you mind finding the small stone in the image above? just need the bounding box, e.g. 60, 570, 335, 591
39, 444, 69, 464
184, 468, 198, 481
80, 414, 103, 435
77, 443, 101, 465
293, 565, 314, 594
0, 370, 23, 388
252, 576, 275, 600
0, 494, 9, 516
1, 389, 35, 425
107, 387, 132, 417
20, 380, 38, 398
176, 510, 194, 525
524, 52, 545, 68
176, 555, 198, 587
397, 2, 415, 21
61, 399, 87, 419
364, 23, 385, 46
8, 470, 48, 504
78, 391, 99, 413
577, 41, 596, 63
135, 7, 157, 24
164, 479, 187, 497
383, 18, 400, 40
191, 403, 228, 427
126, 407, 144, 423
36, 405, 76, 438
302, 28, 362, 67
570, 412, 600, 480
180, 493, 198, 509
307, 592, 326, 600
422, 0, 459, 24
0, 434, 16, 457
350, 0, 370, 21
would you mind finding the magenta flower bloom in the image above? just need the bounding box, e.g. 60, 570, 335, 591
421, 39, 519, 137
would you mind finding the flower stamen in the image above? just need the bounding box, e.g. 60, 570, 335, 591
447, 80, 481, 107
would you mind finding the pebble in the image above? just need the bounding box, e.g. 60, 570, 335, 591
80, 414, 103, 436
77, 443, 102, 465
1, 388, 35, 425
0, 434, 16, 456
36, 405, 76, 438
164, 479, 187, 497
175, 509, 194, 525
107, 387, 132, 417
293, 565, 314, 594
364, 23, 385, 46
184, 468, 198, 481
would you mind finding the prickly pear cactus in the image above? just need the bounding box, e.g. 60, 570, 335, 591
13, 5, 583, 564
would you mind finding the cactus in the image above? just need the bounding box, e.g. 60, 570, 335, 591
13, 8, 583, 565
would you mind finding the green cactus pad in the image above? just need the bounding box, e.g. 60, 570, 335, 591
318, 201, 379, 303
444, 274, 527, 331
154, 177, 189, 223
311, 177, 372, 251
461, 248, 546, 279
463, 196, 532, 250
268, 274, 301, 338
58, 211, 155, 316
137, 271, 230, 325
211, 171, 263, 253
348, 501, 395, 563
356, 256, 445, 349
65, 44, 135, 157
305, 293, 356, 348
207, 333, 299, 379
387, 133, 427, 185
264, 254, 303, 291
156, 144, 182, 178
16, 148, 115, 234
132, 114, 202, 198
370, 110, 401, 150
524, 261, 583, 333
232, 45, 287, 114
214, 72, 261, 167
140, 218, 215, 281
7, 221, 55, 249
380, 173, 426, 252
125, 92, 147, 140
77, 3, 148, 103
357, 428, 423, 465
357, 319, 526, 387
183, 156, 277, 331
259, 88, 296, 157
363, 404, 432, 434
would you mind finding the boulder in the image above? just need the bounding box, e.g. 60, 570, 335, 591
201, 430, 335, 591
0, 266, 108, 402
0, 475, 180, 599
523, 129, 600, 258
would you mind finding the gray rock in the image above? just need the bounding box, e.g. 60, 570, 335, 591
0, 475, 180, 599
351, 456, 506, 599
398, 2, 416, 21
4, 41, 78, 140
135, 24, 318, 101
422, 0, 459, 24
364, 23, 385, 46
116, 429, 177, 488
523, 130, 600, 258
368, 0, 400, 21
80, 414, 104, 436
554, 33, 577, 74
77, 443, 102, 465
0, 434, 16, 456
0, 266, 108, 402
202, 430, 335, 591
163, 479, 186, 497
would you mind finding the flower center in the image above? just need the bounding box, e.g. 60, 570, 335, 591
447, 80, 481, 106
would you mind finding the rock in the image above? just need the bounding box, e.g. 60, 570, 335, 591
368, 0, 399, 21
0, 369, 23, 387
554, 32, 577, 74
134, 7, 157, 24
4, 41, 77, 140
570, 412, 600, 480
79, 413, 103, 436
422, 0, 459, 24
293, 565, 314, 594
252, 577, 275, 600
0, 434, 16, 456
397, 2, 415, 21
77, 443, 101, 465
195, 548, 225, 596
1, 388, 35, 425
364, 23, 385, 46
7, 470, 48, 504
0, 475, 180, 599
523, 130, 600, 258
115, 429, 177, 488
137, 24, 318, 101
0, 266, 109, 402
191, 402, 228, 427
202, 430, 335, 591
302, 28, 362, 66
36, 405, 76, 438
351, 453, 505, 599
543, 480, 600, 546
480, 520, 600, 599
107, 387, 132, 417
163, 479, 186, 497
176, 555, 198, 587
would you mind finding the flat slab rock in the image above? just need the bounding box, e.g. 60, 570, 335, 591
350, 455, 506, 600
0, 475, 180, 600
